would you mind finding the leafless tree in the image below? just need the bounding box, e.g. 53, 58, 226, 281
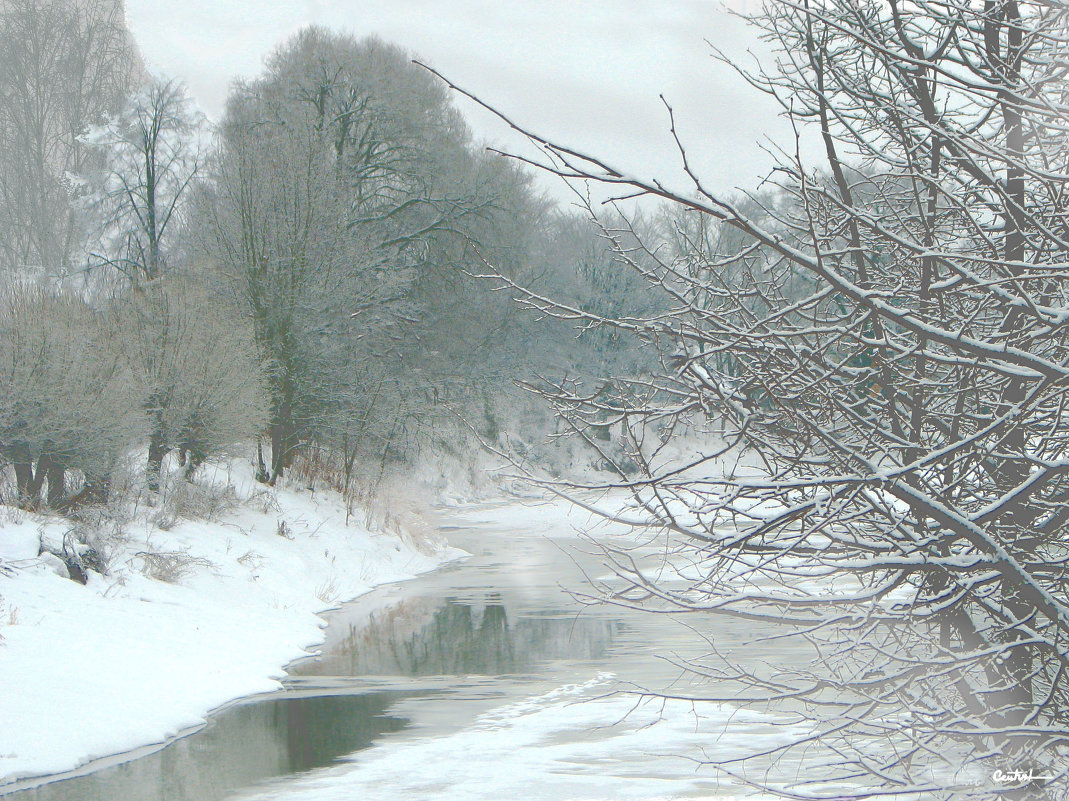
202, 27, 545, 485
428, 0, 1069, 798
110, 277, 267, 486
85, 77, 203, 285
0, 0, 141, 277
83, 76, 211, 490
0, 283, 142, 508
200, 30, 394, 483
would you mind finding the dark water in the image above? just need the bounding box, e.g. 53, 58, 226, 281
2, 504, 635, 801
2, 693, 410, 801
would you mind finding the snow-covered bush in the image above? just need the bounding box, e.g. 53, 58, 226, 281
154, 472, 240, 526
0, 284, 144, 508
109, 275, 268, 490
134, 549, 213, 583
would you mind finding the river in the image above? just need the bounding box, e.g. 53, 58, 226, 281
6, 499, 799, 801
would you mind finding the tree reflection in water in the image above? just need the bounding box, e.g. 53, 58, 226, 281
300, 594, 616, 678
7, 693, 409, 801
10, 584, 618, 801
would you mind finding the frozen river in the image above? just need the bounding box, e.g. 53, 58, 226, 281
7, 500, 799, 801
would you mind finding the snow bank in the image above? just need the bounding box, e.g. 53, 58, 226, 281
0, 459, 463, 789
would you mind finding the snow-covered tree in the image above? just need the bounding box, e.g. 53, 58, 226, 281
81, 76, 215, 490
0, 0, 141, 277
201, 27, 543, 483
84, 77, 204, 284
111, 277, 267, 484
0, 284, 141, 508
439, 0, 1069, 797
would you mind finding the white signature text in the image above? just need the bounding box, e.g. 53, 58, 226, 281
992, 768, 1054, 784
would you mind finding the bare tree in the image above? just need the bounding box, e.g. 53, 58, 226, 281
0, 0, 141, 277
110, 277, 267, 485
428, 0, 1069, 798
0, 284, 142, 508
201, 34, 379, 482
202, 27, 542, 484
85, 77, 203, 284
83, 77, 208, 490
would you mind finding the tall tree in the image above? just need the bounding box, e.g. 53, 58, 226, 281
85, 77, 202, 284
0, 0, 141, 276
203, 27, 539, 483
84, 77, 208, 490
435, 0, 1069, 797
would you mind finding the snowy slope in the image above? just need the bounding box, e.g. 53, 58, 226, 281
0, 459, 463, 789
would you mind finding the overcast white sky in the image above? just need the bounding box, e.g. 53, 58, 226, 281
124, 0, 797, 204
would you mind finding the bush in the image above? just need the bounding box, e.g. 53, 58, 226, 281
135, 550, 214, 583
0, 284, 143, 508
111, 275, 268, 488
154, 474, 239, 525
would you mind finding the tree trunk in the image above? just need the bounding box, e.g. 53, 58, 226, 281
43, 456, 66, 509
988, 0, 1035, 743
270, 420, 285, 484
13, 459, 37, 509
255, 439, 270, 484
183, 446, 206, 481
146, 426, 167, 492
269, 396, 298, 483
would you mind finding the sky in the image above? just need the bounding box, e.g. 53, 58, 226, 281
123, 0, 797, 206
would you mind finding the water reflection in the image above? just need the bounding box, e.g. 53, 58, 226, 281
5, 693, 409, 801
300, 594, 616, 678
7, 588, 617, 801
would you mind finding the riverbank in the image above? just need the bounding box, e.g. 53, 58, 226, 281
0, 459, 464, 790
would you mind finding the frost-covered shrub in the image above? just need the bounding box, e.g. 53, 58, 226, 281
135, 550, 213, 583
156, 475, 239, 525
110, 275, 268, 488
0, 284, 144, 508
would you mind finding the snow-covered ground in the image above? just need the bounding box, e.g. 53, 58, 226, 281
0, 459, 464, 790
